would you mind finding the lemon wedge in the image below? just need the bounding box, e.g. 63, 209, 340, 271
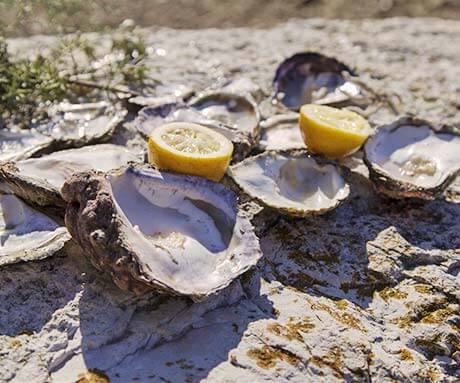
299, 104, 372, 158
148, 122, 233, 181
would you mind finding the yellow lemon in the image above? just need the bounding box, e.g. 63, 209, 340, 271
299, 104, 372, 158
147, 122, 233, 181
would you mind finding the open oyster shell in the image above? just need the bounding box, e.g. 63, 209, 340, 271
128, 83, 194, 110
61, 165, 261, 300
135, 91, 260, 162
229, 151, 350, 217
0, 129, 53, 162
0, 144, 140, 213
0, 189, 70, 266
259, 113, 304, 151
364, 117, 460, 199
35, 101, 127, 151
273, 52, 364, 111
0, 102, 126, 163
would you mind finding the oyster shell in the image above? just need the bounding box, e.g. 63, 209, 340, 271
0, 190, 70, 266
364, 117, 460, 199
189, 91, 260, 138
0, 102, 127, 163
0, 129, 53, 162
229, 151, 350, 216
128, 83, 194, 109
135, 92, 260, 162
61, 165, 261, 300
273, 52, 363, 111
35, 101, 127, 151
0, 144, 140, 213
259, 113, 304, 151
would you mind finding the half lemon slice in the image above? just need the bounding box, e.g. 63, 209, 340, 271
299, 104, 372, 158
148, 122, 233, 181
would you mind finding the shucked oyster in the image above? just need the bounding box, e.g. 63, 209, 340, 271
62, 165, 261, 300
230, 151, 350, 217
0, 189, 70, 266
273, 52, 364, 111
135, 91, 260, 162
364, 117, 460, 199
0, 144, 140, 213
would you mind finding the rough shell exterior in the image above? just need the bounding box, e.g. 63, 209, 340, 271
61, 165, 262, 300
363, 116, 460, 200
0, 162, 65, 214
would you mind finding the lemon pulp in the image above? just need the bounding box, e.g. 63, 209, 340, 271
148, 122, 233, 181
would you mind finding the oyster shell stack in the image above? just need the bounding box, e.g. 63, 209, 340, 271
61, 165, 261, 300
0, 186, 70, 266
0, 144, 141, 214
364, 117, 460, 199
272, 52, 365, 111
135, 91, 260, 162
230, 150, 350, 217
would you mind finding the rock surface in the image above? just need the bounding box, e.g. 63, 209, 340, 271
1, 18, 460, 382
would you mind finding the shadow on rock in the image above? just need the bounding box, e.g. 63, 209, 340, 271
0, 242, 84, 337
76, 267, 274, 382
255, 171, 460, 309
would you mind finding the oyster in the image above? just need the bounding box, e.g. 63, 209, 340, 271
0, 144, 140, 213
259, 113, 304, 151
273, 52, 364, 111
364, 117, 460, 199
61, 165, 261, 300
128, 83, 194, 109
229, 151, 350, 216
0, 129, 53, 162
189, 91, 260, 137
0, 189, 70, 266
35, 101, 127, 151
0, 102, 126, 162
135, 92, 260, 162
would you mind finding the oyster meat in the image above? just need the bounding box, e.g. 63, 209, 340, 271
273, 52, 364, 111
230, 151, 350, 216
0, 189, 70, 266
364, 117, 460, 199
62, 165, 261, 300
135, 91, 260, 162
0, 144, 140, 212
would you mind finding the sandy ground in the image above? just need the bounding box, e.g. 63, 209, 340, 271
1, 0, 460, 36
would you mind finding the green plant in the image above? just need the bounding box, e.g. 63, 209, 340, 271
0, 26, 148, 125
